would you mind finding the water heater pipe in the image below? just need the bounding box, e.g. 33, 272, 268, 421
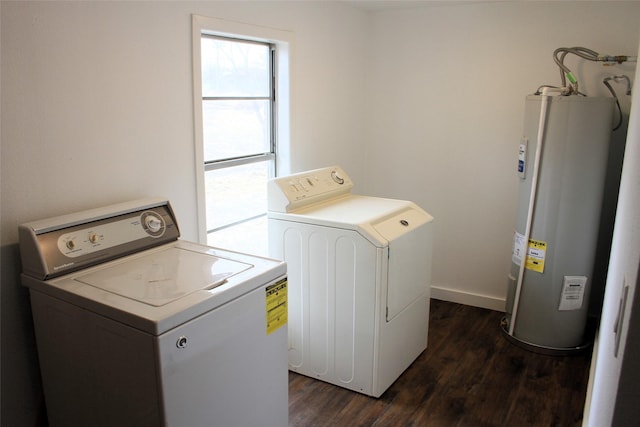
508, 87, 563, 336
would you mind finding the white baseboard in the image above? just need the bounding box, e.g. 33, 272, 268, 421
430, 285, 505, 312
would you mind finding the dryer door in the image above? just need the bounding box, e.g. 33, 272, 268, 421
374, 208, 433, 321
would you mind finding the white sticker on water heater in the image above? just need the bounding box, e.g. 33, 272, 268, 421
558, 276, 587, 311
512, 231, 526, 265
518, 138, 528, 179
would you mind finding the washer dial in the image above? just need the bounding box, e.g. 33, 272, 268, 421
141, 211, 166, 237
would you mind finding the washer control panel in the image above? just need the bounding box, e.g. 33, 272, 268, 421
19, 198, 180, 280
268, 166, 354, 212
57, 209, 168, 258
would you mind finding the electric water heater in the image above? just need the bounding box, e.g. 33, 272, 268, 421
504, 95, 614, 353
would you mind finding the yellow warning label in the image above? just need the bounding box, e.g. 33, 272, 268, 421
525, 239, 547, 273
266, 278, 287, 335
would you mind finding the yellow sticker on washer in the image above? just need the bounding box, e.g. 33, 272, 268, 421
525, 239, 547, 273
266, 278, 287, 335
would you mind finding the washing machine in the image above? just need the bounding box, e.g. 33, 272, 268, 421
19, 198, 288, 427
268, 166, 434, 397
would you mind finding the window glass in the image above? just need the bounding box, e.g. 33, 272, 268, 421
202, 99, 271, 161
201, 37, 270, 97
204, 161, 269, 232
196, 29, 279, 257
206, 216, 268, 257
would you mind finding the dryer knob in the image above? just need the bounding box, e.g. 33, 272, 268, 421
331, 170, 345, 185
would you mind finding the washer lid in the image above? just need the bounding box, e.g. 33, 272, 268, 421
74, 247, 252, 306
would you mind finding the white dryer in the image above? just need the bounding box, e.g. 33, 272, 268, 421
268, 166, 433, 397
19, 199, 288, 427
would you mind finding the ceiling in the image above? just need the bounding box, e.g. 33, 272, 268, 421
343, 0, 484, 12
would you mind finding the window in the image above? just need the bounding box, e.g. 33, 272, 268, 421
192, 15, 292, 257
201, 36, 274, 255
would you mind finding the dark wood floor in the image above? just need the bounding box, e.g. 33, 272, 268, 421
288, 299, 592, 426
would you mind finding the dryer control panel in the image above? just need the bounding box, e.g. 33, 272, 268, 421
19, 198, 180, 280
268, 166, 354, 212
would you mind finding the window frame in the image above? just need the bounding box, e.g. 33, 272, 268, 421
192, 15, 293, 245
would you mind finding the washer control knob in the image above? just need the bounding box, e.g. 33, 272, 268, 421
145, 215, 163, 233
66, 240, 76, 250
88, 233, 99, 244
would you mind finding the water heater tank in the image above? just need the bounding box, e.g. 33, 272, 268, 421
504, 95, 614, 352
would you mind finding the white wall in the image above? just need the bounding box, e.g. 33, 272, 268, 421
2, 1, 639, 426
364, 1, 639, 309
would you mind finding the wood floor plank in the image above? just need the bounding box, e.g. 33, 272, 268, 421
289, 299, 592, 427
